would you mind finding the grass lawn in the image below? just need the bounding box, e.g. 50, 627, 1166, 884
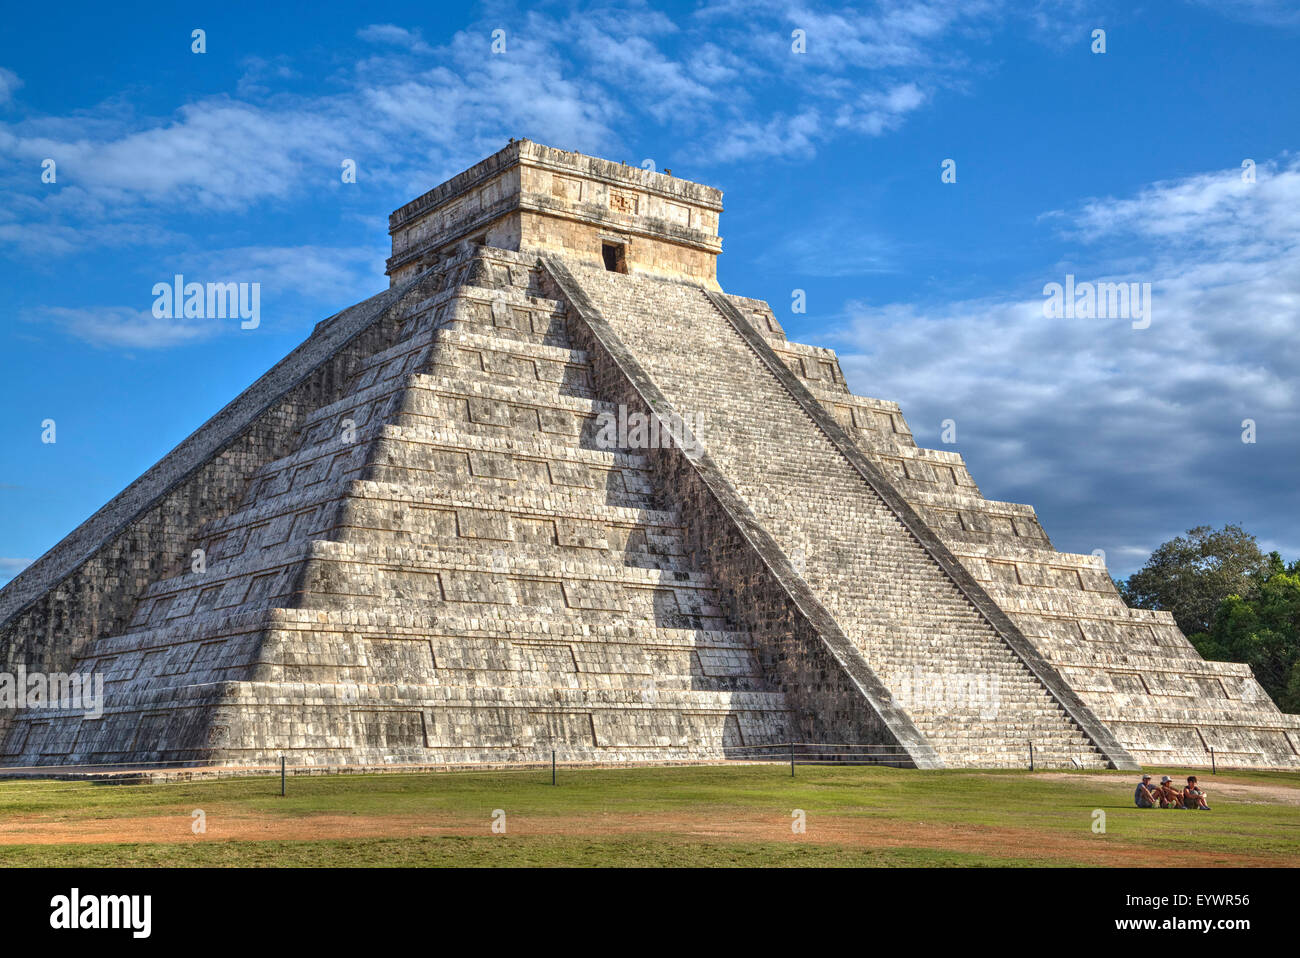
1, 764, 1297, 867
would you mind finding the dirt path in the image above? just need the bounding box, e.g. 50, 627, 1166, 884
0, 808, 1290, 866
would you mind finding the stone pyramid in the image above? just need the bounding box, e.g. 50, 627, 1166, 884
2, 141, 1296, 771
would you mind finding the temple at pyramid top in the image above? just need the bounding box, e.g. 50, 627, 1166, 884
386, 139, 724, 288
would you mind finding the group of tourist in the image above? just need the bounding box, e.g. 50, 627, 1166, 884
1134, 774, 1211, 810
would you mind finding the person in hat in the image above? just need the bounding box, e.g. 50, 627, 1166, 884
1155, 775, 1185, 808
1134, 774, 1158, 808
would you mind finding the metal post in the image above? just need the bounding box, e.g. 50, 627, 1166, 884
1210, 747, 1216, 775
1029, 741, 1034, 772
552, 749, 556, 786
280, 755, 286, 796
790, 743, 795, 778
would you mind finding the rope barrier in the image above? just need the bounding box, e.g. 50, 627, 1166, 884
0, 743, 917, 783
0, 741, 1245, 785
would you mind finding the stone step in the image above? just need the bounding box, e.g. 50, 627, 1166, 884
76, 603, 772, 662
435, 324, 589, 365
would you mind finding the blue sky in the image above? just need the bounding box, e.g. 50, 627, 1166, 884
1, 0, 1298, 586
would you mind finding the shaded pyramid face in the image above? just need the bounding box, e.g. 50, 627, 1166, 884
0, 249, 803, 767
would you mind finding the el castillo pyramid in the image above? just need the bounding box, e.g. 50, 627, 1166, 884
3, 140, 1297, 772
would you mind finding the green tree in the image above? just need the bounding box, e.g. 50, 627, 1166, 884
1117, 524, 1270, 637
1194, 561, 1300, 712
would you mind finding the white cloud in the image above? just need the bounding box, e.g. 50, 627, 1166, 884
0, 0, 986, 237
184, 244, 388, 304
831, 158, 1300, 576
357, 24, 435, 54
707, 109, 824, 162
1062, 158, 1300, 248
20, 242, 390, 350
17, 242, 390, 350
31, 306, 223, 350
834, 81, 928, 135
236, 56, 299, 98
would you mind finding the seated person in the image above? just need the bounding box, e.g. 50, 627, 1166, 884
1182, 775, 1211, 810
1134, 774, 1158, 808
1156, 775, 1185, 808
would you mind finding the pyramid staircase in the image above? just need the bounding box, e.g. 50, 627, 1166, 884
550, 261, 1120, 769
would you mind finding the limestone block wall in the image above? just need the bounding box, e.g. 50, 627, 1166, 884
0, 276, 442, 743
1, 248, 795, 768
